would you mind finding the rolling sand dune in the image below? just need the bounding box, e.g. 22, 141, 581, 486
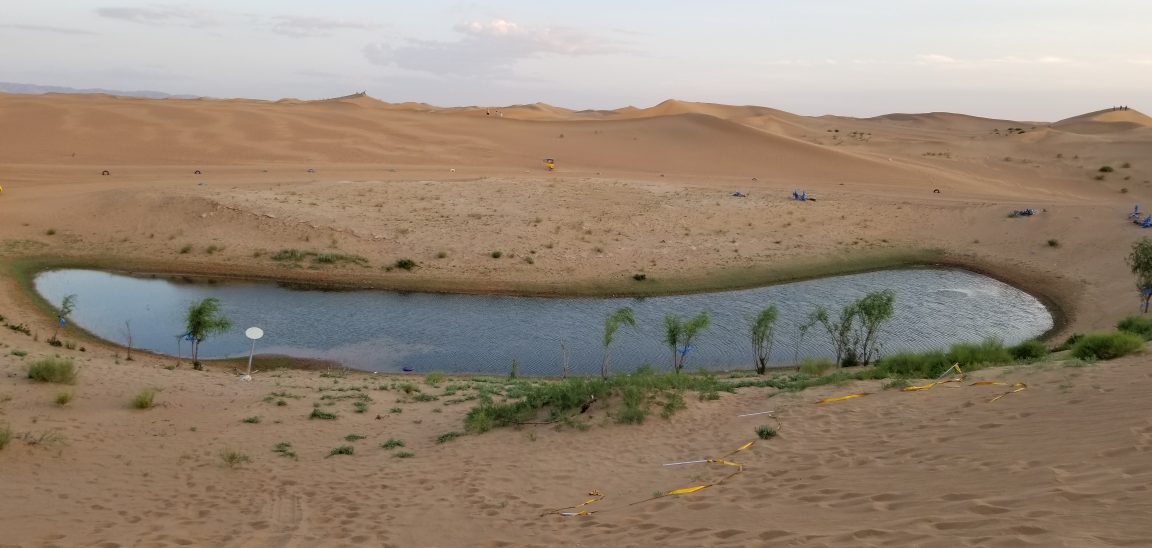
1, 92, 1152, 545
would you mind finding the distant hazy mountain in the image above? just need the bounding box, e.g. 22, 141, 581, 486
0, 82, 201, 99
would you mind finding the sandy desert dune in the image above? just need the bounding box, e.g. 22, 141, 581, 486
1, 92, 1151, 546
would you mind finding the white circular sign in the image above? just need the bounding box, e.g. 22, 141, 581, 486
245, 327, 264, 340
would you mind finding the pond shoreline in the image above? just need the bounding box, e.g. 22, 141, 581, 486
14, 252, 1065, 373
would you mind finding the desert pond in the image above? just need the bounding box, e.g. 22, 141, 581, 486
35, 268, 1053, 375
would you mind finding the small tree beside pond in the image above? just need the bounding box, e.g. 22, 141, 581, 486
601, 307, 637, 378
808, 290, 897, 367
663, 311, 710, 373
47, 294, 77, 347
184, 297, 233, 369
1127, 237, 1152, 313
749, 305, 779, 375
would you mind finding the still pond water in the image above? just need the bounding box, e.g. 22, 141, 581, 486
34, 268, 1052, 375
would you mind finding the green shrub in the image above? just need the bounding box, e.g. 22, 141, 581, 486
309, 408, 337, 420
1052, 333, 1083, 352
799, 357, 834, 376
273, 442, 297, 460
344, 434, 365, 442
393, 451, 414, 458
1117, 315, 1152, 340
633, 273, 647, 281
0, 424, 11, 450
436, 431, 463, 444
242, 416, 261, 424
755, 425, 777, 440
179, 244, 193, 254
27, 357, 77, 384
394, 258, 417, 271
131, 389, 156, 409
1100, 166, 1114, 172
425, 371, 446, 386
1008, 339, 1048, 360
11, 350, 27, 357
220, 448, 251, 467
491, 250, 502, 258
875, 349, 952, 378
413, 393, 438, 402
1070, 331, 1144, 360
328, 445, 354, 456
946, 337, 1012, 367
55, 392, 73, 405
272, 248, 309, 261
381, 438, 405, 449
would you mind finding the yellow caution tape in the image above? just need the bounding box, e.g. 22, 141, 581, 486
816, 393, 868, 403
668, 485, 709, 495
902, 377, 963, 391
547, 441, 757, 516
987, 383, 1027, 403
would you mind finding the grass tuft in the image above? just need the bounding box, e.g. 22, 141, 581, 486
393, 451, 415, 458
27, 357, 77, 384
1070, 331, 1144, 360
0, 424, 11, 450
381, 437, 405, 449
273, 442, 297, 460
220, 448, 251, 467
130, 389, 156, 409
425, 371, 446, 386
1008, 339, 1049, 360
755, 425, 777, 440
344, 433, 365, 442
491, 250, 502, 258
309, 408, 337, 420
328, 445, 354, 456
242, 416, 261, 424
1117, 315, 1152, 340
799, 357, 834, 376
394, 258, 417, 271
436, 431, 464, 444
55, 392, 73, 406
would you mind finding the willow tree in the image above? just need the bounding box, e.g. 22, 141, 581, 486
664, 311, 710, 373
1128, 237, 1152, 313
184, 297, 233, 368
809, 302, 857, 367
749, 305, 779, 375
49, 294, 77, 346
601, 307, 637, 378
851, 290, 896, 364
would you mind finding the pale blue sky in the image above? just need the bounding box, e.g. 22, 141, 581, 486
2, 1, 1149, 119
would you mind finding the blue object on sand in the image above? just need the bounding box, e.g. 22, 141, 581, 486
402, 366, 414, 372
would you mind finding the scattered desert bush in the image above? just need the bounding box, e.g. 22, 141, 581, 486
1100, 166, 1114, 173
220, 448, 251, 467
273, 442, 297, 459
1117, 315, 1152, 340
393, 451, 414, 458
381, 438, 405, 449
799, 357, 834, 376
46, 229, 56, 236
27, 357, 76, 384
309, 408, 337, 420
272, 248, 309, 261
425, 371, 446, 386
491, 250, 502, 258
435, 431, 463, 444
11, 350, 27, 357
1048, 239, 1060, 247
344, 433, 365, 442
1008, 339, 1049, 360
55, 392, 73, 406
242, 416, 261, 424
328, 445, 354, 456
394, 258, 416, 271
131, 389, 156, 409
0, 424, 11, 450
755, 425, 777, 440
1070, 331, 1144, 360
179, 244, 193, 254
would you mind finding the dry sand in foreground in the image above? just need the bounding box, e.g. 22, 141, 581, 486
1, 324, 1151, 547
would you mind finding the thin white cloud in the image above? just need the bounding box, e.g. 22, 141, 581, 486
273, 15, 382, 38
12, 24, 99, 35
918, 54, 958, 64
365, 19, 626, 77
96, 5, 221, 28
